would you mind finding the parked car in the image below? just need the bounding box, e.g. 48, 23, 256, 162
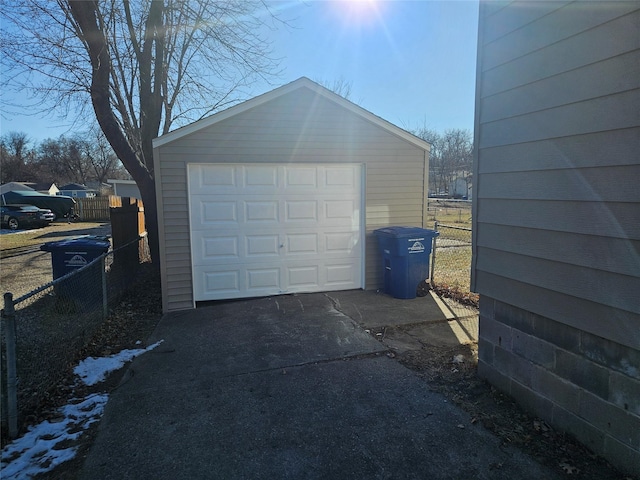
1, 204, 54, 230
1, 191, 76, 220
39, 208, 55, 223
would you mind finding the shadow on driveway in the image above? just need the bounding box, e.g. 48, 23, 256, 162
80, 292, 560, 480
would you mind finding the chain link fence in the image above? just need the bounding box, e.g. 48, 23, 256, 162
430, 221, 478, 320
1, 234, 149, 439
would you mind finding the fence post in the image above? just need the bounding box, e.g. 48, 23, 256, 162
101, 255, 108, 320
3, 292, 18, 438
430, 221, 438, 285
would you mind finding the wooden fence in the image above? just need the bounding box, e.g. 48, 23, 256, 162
75, 196, 142, 221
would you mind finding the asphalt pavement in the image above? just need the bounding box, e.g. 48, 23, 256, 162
79, 290, 560, 480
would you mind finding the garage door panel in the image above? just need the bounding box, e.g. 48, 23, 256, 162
190, 165, 237, 193
325, 166, 357, 188
191, 164, 362, 195
246, 235, 280, 257
285, 166, 318, 188
286, 233, 318, 254
244, 165, 278, 187
326, 262, 359, 286
201, 270, 240, 296
191, 196, 360, 230
196, 259, 362, 299
202, 236, 238, 259
285, 200, 318, 222
325, 232, 359, 253
193, 230, 361, 265
287, 266, 319, 288
190, 163, 363, 301
325, 199, 359, 220
245, 201, 279, 222
247, 268, 280, 290
200, 201, 237, 225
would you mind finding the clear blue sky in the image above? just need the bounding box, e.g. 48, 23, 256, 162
1, 0, 479, 142
267, 0, 479, 133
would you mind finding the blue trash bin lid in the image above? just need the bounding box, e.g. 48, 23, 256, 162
40, 236, 111, 252
373, 226, 439, 238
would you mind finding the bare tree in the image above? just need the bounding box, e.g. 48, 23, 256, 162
1, 0, 282, 262
3, 132, 129, 187
440, 128, 473, 197
61, 137, 92, 185
314, 76, 353, 100
85, 128, 129, 185
0, 132, 36, 183
411, 125, 473, 196
37, 137, 74, 184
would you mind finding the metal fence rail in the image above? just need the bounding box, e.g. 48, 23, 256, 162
1, 234, 148, 439
431, 222, 478, 320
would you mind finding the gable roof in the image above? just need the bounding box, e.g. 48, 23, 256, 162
59, 183, 87, 191
153, 77, 430, 152
31, 182, 58, 190
0, 182, 35, 194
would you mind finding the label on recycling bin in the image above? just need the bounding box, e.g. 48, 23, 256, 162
66, 254, 88, 267
408, 238, 425, 254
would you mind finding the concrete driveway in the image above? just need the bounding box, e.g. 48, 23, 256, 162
80, 291, 560, 480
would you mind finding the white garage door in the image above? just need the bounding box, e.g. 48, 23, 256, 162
189, 164, 363, 301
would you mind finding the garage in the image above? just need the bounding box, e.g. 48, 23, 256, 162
153, 77, 431, 312
189, 163, 363, 301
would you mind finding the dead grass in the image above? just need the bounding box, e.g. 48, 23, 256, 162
432, 247, 472, 293
0, 222, 111, 251
397, 342, 628, 480
426, 202, 472, 230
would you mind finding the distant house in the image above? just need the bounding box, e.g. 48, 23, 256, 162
0, 182, 59, 196
447, 177, 471, 199
473, 2, 639, 475
86, 181, 113, 197
58, 183, 97, 198
31, 183, 60, 196
108, 179, 141, 200
0, 182, 34, 194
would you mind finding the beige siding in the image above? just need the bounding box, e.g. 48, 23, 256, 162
472, 2, 640, 348
155, 86, 428, 312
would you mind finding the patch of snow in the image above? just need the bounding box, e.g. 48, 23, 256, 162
74, 340, 163, 386
0, 229, 36, 235
1, 340, 164, 478
0, 394, 108, 480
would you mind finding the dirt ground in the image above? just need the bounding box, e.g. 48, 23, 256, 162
1, 223, 632, 479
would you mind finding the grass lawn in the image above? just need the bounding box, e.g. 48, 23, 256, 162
426, 209, 472, 229
0, 229, 53, 250
426, 203, 473, 294
432, 246, 472, 293
0, 222, 111, 253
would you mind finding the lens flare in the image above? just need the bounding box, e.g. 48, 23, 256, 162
331, 0, 384, 27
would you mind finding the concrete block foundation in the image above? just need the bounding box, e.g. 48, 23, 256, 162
478, 297, 640, 476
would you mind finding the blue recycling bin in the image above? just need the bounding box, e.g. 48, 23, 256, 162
373, 227, 439, 299
40, 236, 111, 279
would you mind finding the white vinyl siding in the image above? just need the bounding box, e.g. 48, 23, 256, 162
472, 2, 640, 348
